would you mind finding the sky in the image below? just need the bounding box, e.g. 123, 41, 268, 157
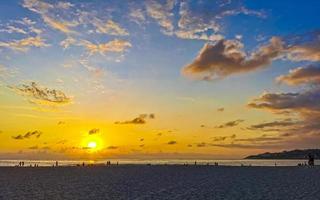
0, 0, 319, 160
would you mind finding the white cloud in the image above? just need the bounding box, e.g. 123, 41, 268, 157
92, 18, 129, 36
80, 39, 132, 55
129, 8, 146, 25
146, 0, 175, 34
60, 37, 77, 49
0, 36, 49, 52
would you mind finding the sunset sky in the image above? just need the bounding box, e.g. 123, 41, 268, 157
0, 0, 319, 160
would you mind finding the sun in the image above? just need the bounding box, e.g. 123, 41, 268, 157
82, 135, 104, 152
87, 141, 97, 149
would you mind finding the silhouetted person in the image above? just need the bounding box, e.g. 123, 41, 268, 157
308, 153, 314, 166
82, 162, 85, 167
55, 161, 58, 167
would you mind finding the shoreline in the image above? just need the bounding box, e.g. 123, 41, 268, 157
0, 164, 318, 168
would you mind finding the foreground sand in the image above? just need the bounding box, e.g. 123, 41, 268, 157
0, 165, 319, 199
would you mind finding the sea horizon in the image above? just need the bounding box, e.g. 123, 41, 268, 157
1, 158, 319, 167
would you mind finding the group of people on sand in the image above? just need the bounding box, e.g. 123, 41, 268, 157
17, 161, 39, 167
298, 154, 315, 166
182, 162, 219, 166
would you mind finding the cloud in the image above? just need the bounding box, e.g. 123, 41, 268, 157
107, 146, 118, 150
145, 0, 264, 41
286, 40, 320, 62
145, 0, 175, 34
0, 25, 27, 34
22, 0, 53, 14
10, 17, 43, 35
12, 130, 42, 140
56, 2, 74, 9
181, 30, 320, 81
17, 17, 36, 26
78, 59, 105, 78
248, 119, 298, 132
276, 64, 320, 85
42, 15, 78, 34
9, 82, 72, 106
182, 37, 284, 80
129, 8, 146, 25
57, 121, 65, 125
175, 1, 222, 41
115, 114, 155, 125
0, 36, 49, 52
80, 39, 132, 55
146, 0, 175, 34
217, 107, 224, 112
197, 134, 282, 149
247, 89, 320, 113
92, 19, 129, 36
212, 134, 236, 142
29, 145, 38, 150
23, 0, 77, 34
210, 143, 281, 149
88, 128, 99, 135
60, 37, 77, 49
174, 0, 265, 41
247, 87, 320, 138
215, 120, 244, 128
196, 142, 206, 147
167, 140, 177, 145
212, 136, 227, 142
234, 135, 282, 143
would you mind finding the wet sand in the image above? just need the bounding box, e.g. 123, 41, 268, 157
0, 165, 319, 199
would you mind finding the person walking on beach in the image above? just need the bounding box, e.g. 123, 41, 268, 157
308, 153, 314, 166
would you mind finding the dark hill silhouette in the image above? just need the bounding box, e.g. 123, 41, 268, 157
245, 149, 320, 159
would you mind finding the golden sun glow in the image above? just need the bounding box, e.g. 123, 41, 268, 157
82, 135, 104, 152
87, 141, 97, 149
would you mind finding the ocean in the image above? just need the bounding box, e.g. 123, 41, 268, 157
0, 159, 318, 167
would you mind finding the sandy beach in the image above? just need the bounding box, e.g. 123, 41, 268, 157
0, 165, 319, 200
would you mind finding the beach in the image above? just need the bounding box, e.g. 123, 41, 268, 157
0, 165, 319, 200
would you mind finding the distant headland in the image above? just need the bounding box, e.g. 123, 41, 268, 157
245, 149, 320, 159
